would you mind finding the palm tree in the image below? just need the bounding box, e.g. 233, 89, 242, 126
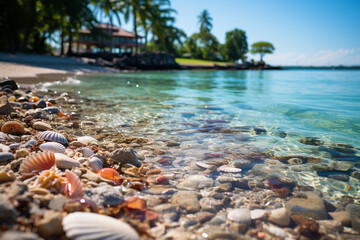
198, 9, 213, 34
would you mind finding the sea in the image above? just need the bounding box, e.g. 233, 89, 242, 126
42, 69, 360, 202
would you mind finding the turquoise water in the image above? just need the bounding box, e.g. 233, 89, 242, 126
46, 69, 360, 200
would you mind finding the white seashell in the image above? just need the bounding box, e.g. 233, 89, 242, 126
55, 153, 80, 170
195, 161, 211, 169
77, 136, 98, 145
89, 157, 103, 172
218, 165, 242, 173
37, 131, 68, 145
81, 147, 94, 157
39, 142, 66, 154
62, 212, 139, 240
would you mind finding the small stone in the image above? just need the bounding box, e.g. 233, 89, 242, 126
0, 169, 16, 183
166, 140, 180, 147
109, 148, 142, 167
71, 141, 87, 147
300, 137, 323, 146
35, 99, 46, 108
233, 159, 252, 169
0, 152, 14, 164
311, 162, 334, 171
0, 196, 18, 226
36, 211, 63, 238
55, 153, 80, 169
14, 148, 29, 159
171, 191, 200, 213
229, 222, 247, 234
199, 197, 224, 213
0, 231, 40, 240
84, 185, 124, 207
196, 212, 214, 223
288, 158, 304, 164
179, 175, 213, 189
250, 209, 267, 220
0, 95, 15, 115
268, 208, 290, 227
48, 195, 67, 211
32, 121, 52, 131
318, 220, 343, 234
209, 215, 227, 226
227, 208, 251, 226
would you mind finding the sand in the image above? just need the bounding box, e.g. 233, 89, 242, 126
0, 52, 119, 83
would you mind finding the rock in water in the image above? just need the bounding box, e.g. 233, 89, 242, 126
62, 212, 139, 240
268, 208, 291, 227
171, 191, 200, 213
227, 208, 251, 226
0, 95, 15, 115
179, 175, 214, 189
109, 148, 141, 167
85, 185, 124, 207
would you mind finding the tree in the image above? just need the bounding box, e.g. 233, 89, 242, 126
223, 28, 248, 62
198, 9, 212, 34
250, 41, 275, 62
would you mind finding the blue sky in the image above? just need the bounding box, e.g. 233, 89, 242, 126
120, 0, 360, 66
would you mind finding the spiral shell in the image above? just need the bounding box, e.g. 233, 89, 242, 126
36, 131, 68, 145
19, 151, 55, 176
62, 212, 139, 240
39, 142, 66, 154
65, 170, 83, 199
1, 121, 25, 135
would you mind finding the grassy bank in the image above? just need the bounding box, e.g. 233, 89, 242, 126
176, 58, 234, 66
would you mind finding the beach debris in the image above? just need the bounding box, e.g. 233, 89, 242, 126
36, 131, 68, 145
39, 142, 66, 154
19, 151, 55, 176
1, 121, 25, 135
31, 166, 66, 193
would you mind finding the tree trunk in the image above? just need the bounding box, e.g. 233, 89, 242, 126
260, 53, 264, 62
60, 13, 64, 56
144, 29, 148, 52
67, 18, 73, 56
133, 8, 138, 55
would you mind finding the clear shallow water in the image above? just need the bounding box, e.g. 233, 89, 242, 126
45, 69, 360, 201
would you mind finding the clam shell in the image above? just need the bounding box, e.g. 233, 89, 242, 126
62, 212, 139, 240
65, 170, 83, 199
89, 157, 103, 172
77, 136, 98, 145
218, 165, 242, 173
36, 131, 68, 145
55, 153, 80, 170
1, 121, 25, 135
39, 142, 66, 154
19, 151, 55, 176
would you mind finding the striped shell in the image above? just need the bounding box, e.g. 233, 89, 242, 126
62, 212, 139, 240
218, 165, 242, 173
81, 147, 94, 157
1, 121, 25, 135
19, 151, 55, 176
36, 131, 68, 145
65, 170, 83, 199
89, 157, 103, 172
39, 142, 66, 154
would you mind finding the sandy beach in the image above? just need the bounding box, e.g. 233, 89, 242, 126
0, 53, 118, 84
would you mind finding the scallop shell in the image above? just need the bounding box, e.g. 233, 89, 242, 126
65, 170, 83, 199
218, 165, 242, 173
77, 136, 98, 145
1, 121, 25, 135
36, 131, 68, 145
89, 157, 103, 172
19, 151, 55, 176
39, 142, 66, 154
62, 212, 139, 240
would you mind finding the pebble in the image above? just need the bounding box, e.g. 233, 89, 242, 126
55, 153, 80, 169
232, 159, 252, 169
199, 197, 224, 213
109, 148, 142, 167
0, 196, 18, 226
268, 208, 290, 227
14, 148, 29, 159
0, 231, 40, 240
85, 185, 124, 207
36, 211, 63, 238
179, 175, 214, 189
0, 95, 15, 114
196, 212, 215, 223
209, 215, 227, 226
227, 208, 251, 226
250, 209, 267, 220
48, 195, 67, 211
171, 191, 200, 213
32, 121, 52, 131
0, 152, 14, 164
0, 170, 16, 183
285, 191, 328, 220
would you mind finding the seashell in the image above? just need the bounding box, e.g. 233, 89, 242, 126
55, 153, 80, 170
19, 151, 55, 176
65, 170, 83, 199
109, 148, 142, 167
62, 212, 139, 240
32, 121, 52, 131
81, 147, 94, 157
89, 157, 103, 172
218, 165, 242, 173
77, 136, 98, 145
196, 161, 211, 169
31, 166, 66, 194
1, 121, 25, 135
36, 131, 68, 145
97, 168, 120, 181
39, 142, 66, 154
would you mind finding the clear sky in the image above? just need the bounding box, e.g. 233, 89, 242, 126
120, 0, 360, 66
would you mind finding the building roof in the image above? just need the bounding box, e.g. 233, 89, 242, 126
79, 23, 142, 38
